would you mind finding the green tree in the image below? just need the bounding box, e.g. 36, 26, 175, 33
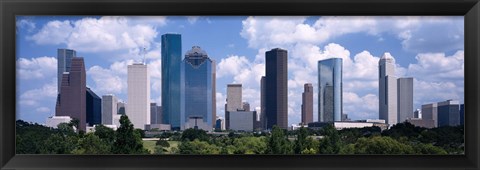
112, 115, 149, 154
94, 124, 116, 144
178, 139, 221, 154
72, 133, 110, 154
266, 126, 293, 154
232, 136, 268, 154
40, 134, 76, 154
294, 126, 316, 154
353, 136, 415, 154
156, 140, 171, 147
181, 128, 209, 142
413, 143, 447, 154
318, 125, 341, 154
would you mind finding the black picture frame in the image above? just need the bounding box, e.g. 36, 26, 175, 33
1, 0, 479, 169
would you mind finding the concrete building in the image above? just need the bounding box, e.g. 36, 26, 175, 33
113, 114, 122, 127
102, 94, 117, 125
161, 33, 182, 130
181, 46, 214, 131
318, 58, 343, 122
127, 63, 150, 130
414, 109, 422, 119
422, 103, 438, 128
397, 77, 414, 123
215, 117, 225, 131
301, 83, 313, 125
46, 116, 72, 128
117, 101, 126, 115
437, 100, 460, 127
228, 111, 256, 131
150, 103, 162, 125
86, 87, 102, 126
226, 84, 243, 130
406, 118, 435, 128
265, 48, 288, 129
55, 57, 87, 131
379, 53, 398, 126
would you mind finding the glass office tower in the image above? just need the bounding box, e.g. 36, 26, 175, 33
181, 46, 213, 131
86, 87, 102, 126
161, 33, 182, 129
57, 49, 77, 93
318, 58, 343, 122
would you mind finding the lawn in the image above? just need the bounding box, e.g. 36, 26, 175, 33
143, 140, 181, 154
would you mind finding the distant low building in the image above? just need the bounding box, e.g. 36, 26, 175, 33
406, 118, 435, 128
307, 121, 388, 131
46, 116, 72, 128
228, 110, 256, 131
146, 124, 171, 131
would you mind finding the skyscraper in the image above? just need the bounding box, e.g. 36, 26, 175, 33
127, 63, 150, 130
301, 83, 313, 125
379, 53, 398, 126
211, 60, 217, 128
86, 87, 102, 126
397, 77, 414, 123
102, 94, 118, 125
226, 84, 242, 130
150, 103, 162, 124
55, 57, 86, 131
265, 48, 288, 129
57, 49, 77, 93
422, 103, 438, 127
181, 46, 213, 131
437, 100, 460, 127
318, 58, 343, 122
161, 33, 182, 129
260, 76, 266, 129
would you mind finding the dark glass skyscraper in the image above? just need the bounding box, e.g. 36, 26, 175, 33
265, 48, 288, 129
181, 46, 213, 131
86, 87, 102, 126
55, 57, 86, 131
161, 33, 182, 129
318, 58, 342, 122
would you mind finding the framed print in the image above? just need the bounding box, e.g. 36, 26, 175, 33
1, 0, 479, 169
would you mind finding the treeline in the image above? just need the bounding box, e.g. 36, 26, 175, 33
17, 117, 463, 155
175, 123, 463, 154
16, 115, 149, 154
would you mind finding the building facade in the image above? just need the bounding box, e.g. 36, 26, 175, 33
460, 104, 464, 125
379, 53, 398, 126
260, 76, 266, 129
150, 103, 162, 125
86, 87, 102, 126
102, 94, 117, 125
397, 77, 414, 123
127, 63, 150, 130
181, 46, 213, 131
161, 33, 182, 129
55, 57, 87, 131
422, 103, 438, 128
437, 100, 460, 127
318, 58, 343, 122
265, 48, 288, 129
301, 83, 313, 125
46, 116, 72, 128
57, 49, 77, 93
228, 111, 256, 131
226, 84, 242, 130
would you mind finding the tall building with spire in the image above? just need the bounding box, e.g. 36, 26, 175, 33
379, 53, 398, 126
161, 33, 182, 130
127, 63, 150, 130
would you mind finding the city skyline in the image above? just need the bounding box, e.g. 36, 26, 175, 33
16, 16, 464, 126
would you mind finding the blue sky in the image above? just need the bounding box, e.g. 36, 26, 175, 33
16, 16, 464, 125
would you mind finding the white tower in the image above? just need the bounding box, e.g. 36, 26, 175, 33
379, 53, 398, 126
127, 63, 150, 130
